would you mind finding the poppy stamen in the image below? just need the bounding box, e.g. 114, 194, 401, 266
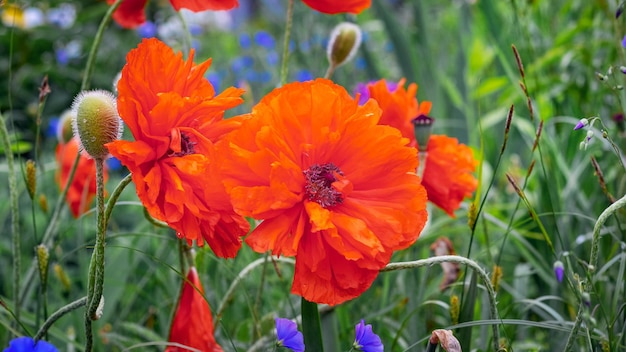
303, 163, 344, 208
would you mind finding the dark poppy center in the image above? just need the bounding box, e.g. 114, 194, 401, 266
303, 163, 344, 208
168, 132, 196, 157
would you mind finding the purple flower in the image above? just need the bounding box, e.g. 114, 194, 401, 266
254, 30, 275, 50
275, 318, 305, 352
4, 337, 58, 352
622, 34, 626, 49
354, 80, 400, 105
553, 261, 564, 283
573, 118, 589, 130
296, 70, 314, 82
136, 21, 157, 38
353, 320, 383, 352
239, 33, 251, 49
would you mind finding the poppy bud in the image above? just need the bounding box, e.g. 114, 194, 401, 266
327, 22, 362, 69
56, 109, 75, 144
71, 90, 122, 160
25, 159, 36, 199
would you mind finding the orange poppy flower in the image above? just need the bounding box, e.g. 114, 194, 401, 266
220, 79, 428, 305
107, 0, 239, 29
301, 0, 370, 14
362, 79, 478, 216
166, 267, 223, 352
106, 38, 249, 258
55, 138, 108, 218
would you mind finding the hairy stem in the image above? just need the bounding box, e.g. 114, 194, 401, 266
35, 297, 88, 341
382, 255, 500, 351
279, 0, 295, 86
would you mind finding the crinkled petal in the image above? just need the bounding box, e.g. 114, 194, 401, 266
301, 0, 370, 14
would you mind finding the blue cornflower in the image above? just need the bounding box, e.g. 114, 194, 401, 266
239, 33, 252, 49
137, 21, 157, 38
353, 320, 383, 352
4, 337, 58, 352
254, 30, 275, 50
275, 318, 305, 352
295, 69, 314, 82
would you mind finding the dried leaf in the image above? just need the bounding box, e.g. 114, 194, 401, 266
430, 237, 460, 290
430, 329, 462, 352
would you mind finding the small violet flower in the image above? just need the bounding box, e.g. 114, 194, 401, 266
622, 34, 626, 49
353, 320, 384, 352
573, 118, 589, 130
4, 336, 58, 352
553, 260, 564, 283
276, 318, 305, 352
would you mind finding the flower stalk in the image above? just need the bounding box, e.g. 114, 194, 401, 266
0, 111, 21, 334
279, 0, 295, 86
382, 255, 500, 351
301, 297, 324, 352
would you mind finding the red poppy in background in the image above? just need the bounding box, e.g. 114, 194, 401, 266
106, 38, 249, 258
361, 79, 478, 216
55, 138, 108, 218
301, 0, 370, 14
166, 267, 223, 352
107, 0, 239, 29
220, 79, 428, 305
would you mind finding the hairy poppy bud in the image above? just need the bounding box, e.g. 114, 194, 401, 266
327, 22, 362, 68
57, 110, 75, 144
71, 90, 122, 160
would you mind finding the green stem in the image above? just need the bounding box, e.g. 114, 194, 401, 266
589, 193, 626, 271
20, 154, 80, 303
382, 255, 500, 351
0, 112, 21, 334
561, 192, 626, 350
104, 173, 133, 225
81, 0, 122, 91
35, 297, 88, 341
301, 297, 324, 352
215, 256, 295, 326
279, 0, 295, 86
563, 303, 585, 351
84, 158, 106, 352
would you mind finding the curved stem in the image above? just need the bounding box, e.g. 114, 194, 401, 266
279, 0, 295, 86
84, 158, 106, 352
215, 256, 295, 326
81, 0, 122, 91
561, 192, 626, 350
382, 255, 500, 351
35, 297, 87, 341
0, 112, 21, 333
589, 193, 626, 270
104, 173, 133, 225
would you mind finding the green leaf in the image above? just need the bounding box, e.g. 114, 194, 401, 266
301, 297, 324, 352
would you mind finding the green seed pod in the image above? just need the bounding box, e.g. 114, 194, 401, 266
71, 90, 122, 160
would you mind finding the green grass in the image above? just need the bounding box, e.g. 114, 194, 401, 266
2, 0, 626, 351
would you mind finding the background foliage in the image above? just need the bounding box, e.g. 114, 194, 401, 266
1, 0, 626, 351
